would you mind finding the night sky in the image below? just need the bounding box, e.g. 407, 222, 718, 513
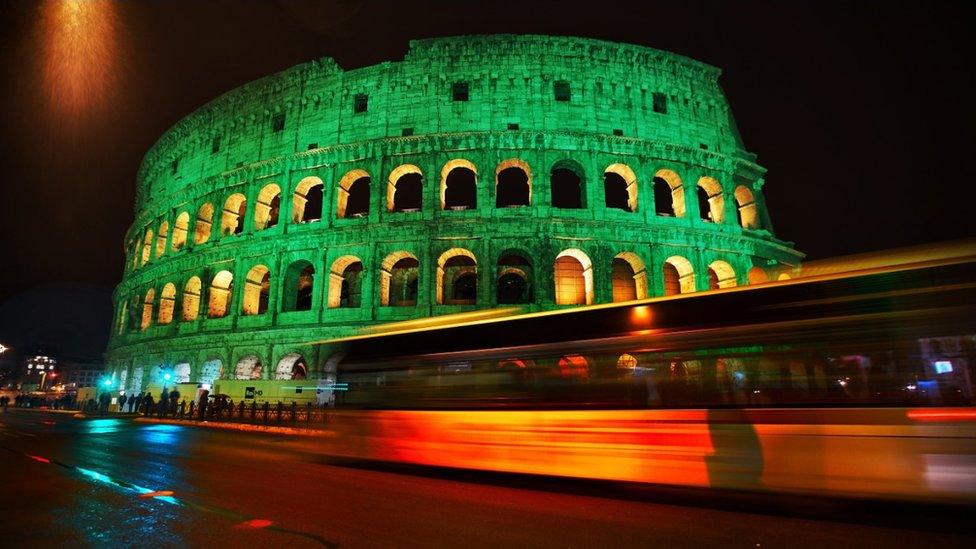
0, 0, 973, 361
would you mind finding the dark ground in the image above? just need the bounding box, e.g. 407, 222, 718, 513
0, 409, 973, 548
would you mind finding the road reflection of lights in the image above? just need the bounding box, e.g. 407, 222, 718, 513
140, 423, 181, 445
86, 418, 122, 434
235, 519, 274, 529
75, 466, 182, 505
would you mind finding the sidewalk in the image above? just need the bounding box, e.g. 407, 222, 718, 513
134, 416, 334, 437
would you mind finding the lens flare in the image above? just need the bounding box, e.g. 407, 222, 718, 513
41, 0, 117, 120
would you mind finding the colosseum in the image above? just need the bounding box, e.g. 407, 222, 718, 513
106, 34, 803, 398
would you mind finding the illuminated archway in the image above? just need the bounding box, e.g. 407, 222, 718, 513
158, 283, 176, 325
292, 177, 324, 223
436, 248, 477, 305
198, 359, 222, 385
182, 276, 201, 321
612, 252, 648, 301
441, 159, 477, 210
254, 183, 281, 230
235, 355, 263, 380
155, 221, 169, 259
380, 251, 419, 306
663, 255, 695, 295
554, 249, 593, 305
604, 163, 638, 212
707, 260, 737, 289
497, 252, 533, 304
276, 353, 307, 380
387, 164, 423, 212
337, 169, 370, 218
654, 169, 685, 218
141, 229, 153, 266
558, 354, 592, 379
242, 265, 270, 315
171, 211, 189, 251
550, 159, 584, 209
207, 270, 234, 318
282, 260, 315, 312
194, 202, 214, 244
141, 288, 155, 330
328, 255, 364, 308
495, 159, 531, 207
748, 266, 769, 285
734, 185, 759, 229
696, 176, 724, 223
220, 193, 247, 235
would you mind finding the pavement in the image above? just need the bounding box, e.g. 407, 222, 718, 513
1, 409, 974, 548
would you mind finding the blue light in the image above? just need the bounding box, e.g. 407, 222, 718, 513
163, 372, 172, 381
934, 361, 953, 374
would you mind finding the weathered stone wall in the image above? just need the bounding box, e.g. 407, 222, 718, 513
107, 35, 802, 389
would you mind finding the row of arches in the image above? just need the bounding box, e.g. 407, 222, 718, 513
121, 248, 777, 333
132, 160, 762, 269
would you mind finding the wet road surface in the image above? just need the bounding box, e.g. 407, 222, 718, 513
0, 409, 974, 548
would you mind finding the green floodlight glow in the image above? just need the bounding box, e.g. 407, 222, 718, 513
163, 372, 172, 381
102, 378, 113, 387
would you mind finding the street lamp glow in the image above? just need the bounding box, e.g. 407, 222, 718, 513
0, 343, 8, 354
102, 378, 112, 387
163, 372, 172, 381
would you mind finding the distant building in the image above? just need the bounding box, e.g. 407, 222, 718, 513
61, 361, 105, 389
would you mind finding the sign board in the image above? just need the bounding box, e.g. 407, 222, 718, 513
244, 386, 255, 399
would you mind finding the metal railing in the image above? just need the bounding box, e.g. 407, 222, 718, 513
140, 399, 330, 427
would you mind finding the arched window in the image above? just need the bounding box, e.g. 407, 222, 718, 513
254, 183, 281, 230
747, 266, 769, 285
436, 248, 477, 305
155, 221, 169, 259
734, 185, 759, 229
654, 169, 685, 218
663, 256, 695, 295
141, 289, 155, 330
141, 229, 153, 266
707, 260, 737, 289
182, 276, 201, 321
276, 353, 307, 380
128, 295, 141, 331
337, 169, 370, 218
441, 159, 477, 210
497, 253, 533, 304
242, 265, 270, 315
158, 283, 176, 325
235, 355, 263, 380
207, 270, 234, 318
604, 163, 637, 212
282, 260, 314, 312
612, 253, 648, 302
495, 159, 531, 207
696, 176, 724, 223
328, 256, 364, 308
292, 177, 324, 223
388, 164, 423, 212
194, 203, 214, 245
221, 193, 247, 235
171, 212, 189, 252
381, 252, 419, 307
550, 160, 584, 209
554, 249, 594, 305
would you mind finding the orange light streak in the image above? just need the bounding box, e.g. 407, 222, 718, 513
906, 409, 976, 422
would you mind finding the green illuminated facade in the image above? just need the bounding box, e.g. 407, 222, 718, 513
107, 35, 802, 392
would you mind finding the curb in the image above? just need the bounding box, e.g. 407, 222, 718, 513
134, 417, 334, 437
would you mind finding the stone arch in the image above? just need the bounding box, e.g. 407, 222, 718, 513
182, 276, 202, 321
328, 255, 364, 308
155, 221, 169, 259
495, 158, 531, 207
747, 266, 769, 285
275, 353, 308, 380
436, 248, 477, 305
497, 251, 533, 304
234, 355, 263, 380
558, 354, 592, 379
173, 362, 191, 383
198, 358, 222, 385
441, 159, 477, 210
380, 251, 419, 307
337, 169, 370, 218
221, 193, 247, 235
550, 159, 585, 209
141, 288, 155, 330
604, 163, 638, 212
663, 256, 695, 295
207, 270, 234, 318
292, 176, 324, 223
141, 229, 153, 266
612, 252, 648, 302
387, 164, 423, 212
158, 283, 176, 325
696, 176, 725, 223
171, 211, 189, 251
242, 264, 271, 315
778, 272, 793, 281
734, 185, 760, 229
254, 183, 282, 230
654, 169, 685, 218
129, 365, 144, 392
707, 260, 738, 289
282, 260, 315, 312
194, 202, 214, 244
554, 249, 594, 305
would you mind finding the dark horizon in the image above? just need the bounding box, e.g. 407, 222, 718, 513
1, 0, 974, 361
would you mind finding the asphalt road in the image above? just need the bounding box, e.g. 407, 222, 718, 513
0, 409, 973, 548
